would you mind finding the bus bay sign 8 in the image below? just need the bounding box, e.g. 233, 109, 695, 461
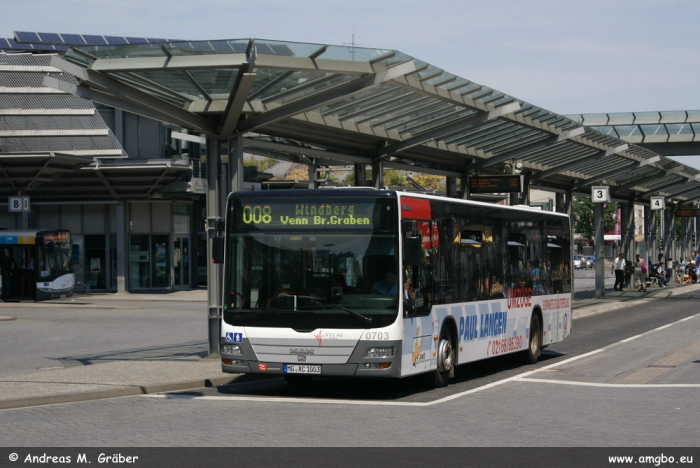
8, 196, 30, 212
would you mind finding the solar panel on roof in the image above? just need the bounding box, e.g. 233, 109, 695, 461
0, 38, 63, 52
60, 34, 85, 45
125, 37, 149, 44
104, 36, 127, 45
147, 38, 167, 43
82, 35, 108, 45
32, 43, 62, 51
37, 32, 62, 44
14, 31, 40, 43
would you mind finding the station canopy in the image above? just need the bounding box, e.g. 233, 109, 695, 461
0, 52, 190, 200
46, 38, 700, 206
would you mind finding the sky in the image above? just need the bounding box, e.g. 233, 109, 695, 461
2, 0, 699, 161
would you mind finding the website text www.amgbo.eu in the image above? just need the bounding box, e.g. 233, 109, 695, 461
609, 453, 693, 466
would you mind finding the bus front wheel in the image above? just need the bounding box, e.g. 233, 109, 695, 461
522, 314, 541, 364
428, 330, 454, 388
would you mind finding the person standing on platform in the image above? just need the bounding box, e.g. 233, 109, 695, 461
656, 253, 668, 288
634, 254, 647, 292
612, 252, 626, 291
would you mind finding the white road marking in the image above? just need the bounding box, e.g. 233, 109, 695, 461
145, 313, 700, 407
518, 378, 700, 389
620, 334, 643, 343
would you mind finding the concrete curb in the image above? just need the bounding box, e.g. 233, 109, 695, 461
573, 282, 700, 319
0, 374, 244, 411
0, 303, 140, 309
72, 292, 207, 302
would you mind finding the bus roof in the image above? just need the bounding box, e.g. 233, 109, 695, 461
228, 189, 569, 219
0, 229, 70, 245
0, 229, 69, 236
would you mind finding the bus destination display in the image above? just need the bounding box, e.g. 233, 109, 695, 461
469, 175, 523, 194
675, 209, 700, 218
235, 200, 376, 229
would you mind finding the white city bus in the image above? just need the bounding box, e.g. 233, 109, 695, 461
219, 189, 572, 387
0, 229, 75, 301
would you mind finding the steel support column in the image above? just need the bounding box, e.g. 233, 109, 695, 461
230, 136, 243, 193
620, 202, 630, 258
308, 164, 316, 189
372, 158, 384, 189
522, 183, 530, 206
666, 208, 677, 262
460, 174, 470, 200
683, 217, 692, 260
446, 177, 457, 198
625, 201, 636, 259
219, 142, 229, 223
662, 209, 670, 260
115, 201, 126, 293
206, 137, 222, 357
650, 209, 658, 266
354, 164, 366, 187
638, 205, 649, 264
594, 201, 605, 298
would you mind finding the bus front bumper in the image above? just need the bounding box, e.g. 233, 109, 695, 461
221, 338, 402, 379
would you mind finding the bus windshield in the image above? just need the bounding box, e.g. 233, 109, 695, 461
37, 231, 72, 281
223, 195, 399, 330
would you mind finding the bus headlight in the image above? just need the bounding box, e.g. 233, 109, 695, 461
222, 345, 242, 355
365, 347, 393, 358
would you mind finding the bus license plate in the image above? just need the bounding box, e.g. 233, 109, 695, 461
284, 364, 321, 374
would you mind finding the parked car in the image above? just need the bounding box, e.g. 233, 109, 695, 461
573, 255, 584, 269
585, 255, 595, 269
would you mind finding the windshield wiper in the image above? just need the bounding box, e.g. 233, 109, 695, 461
297, 304, 373, 323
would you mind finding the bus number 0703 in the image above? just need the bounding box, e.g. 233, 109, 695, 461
365, 332, 389, 340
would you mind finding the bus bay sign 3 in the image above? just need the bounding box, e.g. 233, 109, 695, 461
591, 186, 610, 203
8, 196, 30, 212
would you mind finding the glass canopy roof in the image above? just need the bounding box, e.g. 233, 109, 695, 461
566, 111, 699, 145
57, 38, 700, 204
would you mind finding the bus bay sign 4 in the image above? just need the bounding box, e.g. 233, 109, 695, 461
8, 196, 30, 212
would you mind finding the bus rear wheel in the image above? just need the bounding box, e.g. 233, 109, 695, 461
521, 314, 541, 364
427, 330, 453, 388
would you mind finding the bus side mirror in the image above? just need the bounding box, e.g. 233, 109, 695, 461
403, 236, 421, 266
211, 237, 224, 264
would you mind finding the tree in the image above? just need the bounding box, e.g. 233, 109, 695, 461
384, 169, 408, 187
243, 156, 276, 172
283, 166, 310, 180
342, 172, 356, 185
411, 174, 446, 192
573, 196, 618, 241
